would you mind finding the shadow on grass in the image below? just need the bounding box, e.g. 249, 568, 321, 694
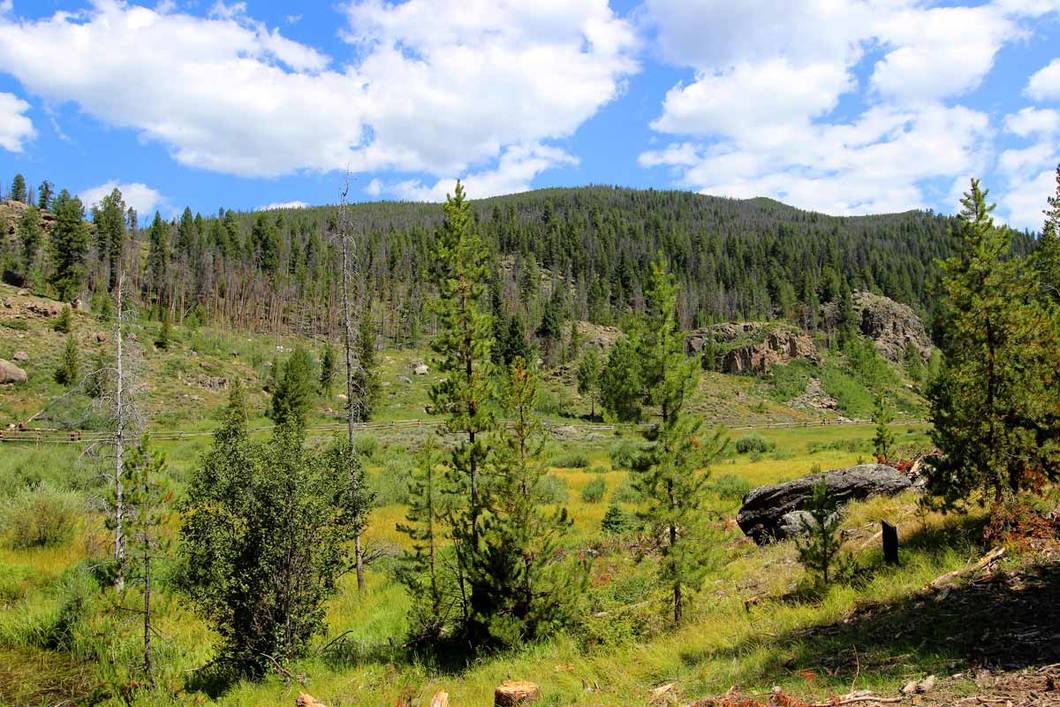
693, 549, 1060, 692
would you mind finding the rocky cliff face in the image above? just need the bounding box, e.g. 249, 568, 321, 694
686, 322, 817, 374
852, 291, 932, 362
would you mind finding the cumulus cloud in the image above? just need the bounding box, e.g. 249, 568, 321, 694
0, 0, 635, 188
257, 200, 309, 210
641, 0, 1057, 217
373, 143, 577, 201
79, 181, 165, 216
0, 91, 34, 152
1027, 59, 1060, 101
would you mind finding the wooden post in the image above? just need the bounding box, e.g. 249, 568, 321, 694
882, 520, 899, 565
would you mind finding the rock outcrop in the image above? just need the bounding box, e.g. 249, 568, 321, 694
0, 359, 28, 383
736, 463, 912, 544
686, 322, 816, 374
853, 291, 931, 362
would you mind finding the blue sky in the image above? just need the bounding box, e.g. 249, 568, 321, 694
0, 0, 1058, 231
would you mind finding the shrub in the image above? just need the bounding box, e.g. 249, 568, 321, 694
734, 433, 776, 455
609, 439, 641, 471
769, 361, 813, 401
794, 482, 851, 587
581, 477, 606, 504
369, 459, 412, 507
53, 305, 73, 333
589, 464, 610, 474
1, 483, 81, 548
611, 476, 643, 504
710, 473, 754, 501
820, 365, 874, 417
354, 434, 380, 461
601, 502, 632, 534
533, 474, 568, 504
1, 319, 28, 331
551, 451, 590, 469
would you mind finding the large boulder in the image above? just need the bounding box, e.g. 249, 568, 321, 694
686, 322, 816, 374
853, 292, 931, 362
737, 463, 912, 544
0, 358, 28, 383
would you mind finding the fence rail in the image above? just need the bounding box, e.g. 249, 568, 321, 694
0, 416, 908, 446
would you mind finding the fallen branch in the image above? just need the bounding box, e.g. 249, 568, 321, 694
929, 547, 1005, 590
809, 695, 902, 706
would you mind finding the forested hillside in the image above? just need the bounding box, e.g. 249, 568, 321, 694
6, 178, 1033, 346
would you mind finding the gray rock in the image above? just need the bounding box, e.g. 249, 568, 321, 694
397, 375, 412, 385
12, 350, 28, 362
737, 463, 912, 544
0, 358, 28, 383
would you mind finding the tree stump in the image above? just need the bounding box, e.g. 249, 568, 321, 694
494, 680, 540, 706
430, 690, 450, 707
295, 694, 326, 707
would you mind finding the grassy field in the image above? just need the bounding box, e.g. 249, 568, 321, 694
5, 283, 1042, 705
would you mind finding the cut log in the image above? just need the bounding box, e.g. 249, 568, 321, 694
494, 680, 540, 706
737, 464, 912, 544
295, 694, 326, 707
430, 690, 449, 707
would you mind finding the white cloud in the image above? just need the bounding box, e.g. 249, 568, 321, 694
0, 91, 34, 152
257, 200, 309, 210
79, 181, 165, 216
0, 0, 635, 188
1027, 59, 1060, 101
375, 143, 577, 201
870, 4, 1017, 104
1005, 107, 1060, 137
641, 0, 1055, 216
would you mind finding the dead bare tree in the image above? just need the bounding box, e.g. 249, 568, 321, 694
339, 173, 367, 592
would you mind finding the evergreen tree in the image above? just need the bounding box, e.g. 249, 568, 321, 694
48, 190, 90, 300
10, 173, 26, 203
125, 438, 169, 685
55, 334, 80, 386
352, 304, 381, 421
872, 394, 895, 462
794, 482, 849, 587
95, 189, 127, 292
428, 181, 495, 628
268, 346, 315, 428
536, 288, 565, 364
566, 318, 581, 362
927, 179, 1060, 507
631, 256, 728, 624
155, 311, 172, 350
146, 211, 169, 305
37, 180, 53, 210
466, 358, 581, 645
494, 312, 531, 367
600, 336, 643, 423
180, 386, 368, 677
319, 342, 336, 397
53, 305, 73, 334
396, 436, 448, 641
17, 205, 42, 285
1036, 164, 1060, 305
576, 347, 602, 419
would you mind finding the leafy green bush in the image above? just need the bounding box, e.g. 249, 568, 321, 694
734, 433, 776, 455
769, 360, 815, 401
354, 434, 380, 461
819, 366, 874, 417
551, 451, 590, 469
609, 439, 641, 471
581, 477, 606, 504
1, 483, 81, 548
611, 475, 643, 503
369, 459, 412, 507
533, 474, 568, 503
600, 502, 632, 534
843, 338, 897, 391
710, 473, 754, 501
